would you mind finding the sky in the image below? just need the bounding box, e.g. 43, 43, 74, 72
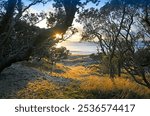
24, 0, 108, 41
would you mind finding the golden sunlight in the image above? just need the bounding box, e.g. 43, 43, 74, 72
55, 33, 62, 39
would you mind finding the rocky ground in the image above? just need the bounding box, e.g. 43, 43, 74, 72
0, 63, 72, 98
0, 55, 93, 98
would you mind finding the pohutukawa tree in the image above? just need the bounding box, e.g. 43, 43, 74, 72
0, 0, 82, 73
79, 0, 150, 88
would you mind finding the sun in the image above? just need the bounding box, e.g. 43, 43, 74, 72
55, 33, 62, 39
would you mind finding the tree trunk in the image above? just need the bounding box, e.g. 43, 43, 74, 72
117, 59, 121, 77
0, 0, 17, 34
0, 0, 79, 73
124, 65, 150, 89
109, 56, 115, 78
0, 48, 32, 73
140, 68, 150, 89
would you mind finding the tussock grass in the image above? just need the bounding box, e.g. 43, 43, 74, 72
17, 78, 86, 99
19, 59, 150, 99
80, 76, 150, 99
52, 64, 91, 80
17, 79, 65, 99
52, 63, 150, 99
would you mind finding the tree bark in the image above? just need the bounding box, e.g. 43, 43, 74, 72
117, 59, 121, 77
0, 0, 17, 34
140, 68, 150, 89
109, 55, 115, 78
0, 47, 32, 72
0, 0, 79, 73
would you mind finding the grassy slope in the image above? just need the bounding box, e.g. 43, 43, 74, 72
17, 55, 150, 99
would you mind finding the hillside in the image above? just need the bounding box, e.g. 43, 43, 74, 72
0, 55, 150, 99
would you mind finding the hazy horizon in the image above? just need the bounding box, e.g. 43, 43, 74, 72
56, 40, 98, 55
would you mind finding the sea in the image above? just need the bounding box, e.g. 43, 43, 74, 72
56, 41, 98, 55
56, 40, 148, 55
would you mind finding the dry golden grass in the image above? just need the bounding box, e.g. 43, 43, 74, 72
19, 60, 150, 99
52, 63, 150, 99
80, 76, 114, 92
80, 76, 150, 98
17, 78, 86, 99
17, 79, 65, 99
52, 63, 91, 80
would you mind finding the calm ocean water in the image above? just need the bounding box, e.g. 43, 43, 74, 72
56, 40, 147, 55
57, 41, 98, 55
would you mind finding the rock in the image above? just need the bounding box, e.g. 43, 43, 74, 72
0, 63, 71, 98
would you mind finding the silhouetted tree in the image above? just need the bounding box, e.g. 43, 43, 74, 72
78, 3, 128, 78
0, 0, 81, 73
78, 0, 150, 88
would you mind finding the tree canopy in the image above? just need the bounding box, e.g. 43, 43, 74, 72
0, 0, 82, 72
78, 0, 150, 88
0, 0, 150, 89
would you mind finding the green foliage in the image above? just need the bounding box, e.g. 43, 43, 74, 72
134, 47, 150, 67
89, 53, 102, 62
90, 53, 121, 75
31, 45, 70, 74
78, 0, 150, 87
48, 46, 70, 63
0, 0, 81, 72
47, 7, 66, 28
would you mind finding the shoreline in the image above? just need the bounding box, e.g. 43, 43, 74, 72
61, 54, 93, 66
